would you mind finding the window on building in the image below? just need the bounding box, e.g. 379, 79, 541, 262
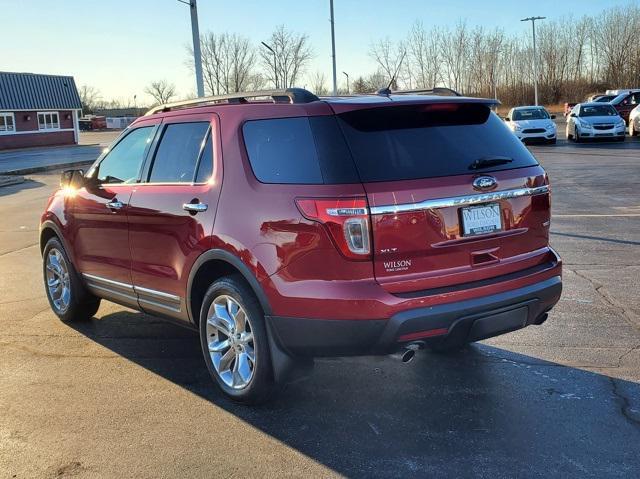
37, 112, 60, 130
0, 113, 15, 134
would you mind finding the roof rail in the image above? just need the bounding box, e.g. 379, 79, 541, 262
388, 87, 462, 97
145, 87, 320, 116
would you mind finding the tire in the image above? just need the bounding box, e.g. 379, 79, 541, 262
42, 237, 100, 322
617, 135, 625, 142
566, 126, 573, 141
199, 275, 275, 404
548, 138, 557, 145
574, 128, 581, 143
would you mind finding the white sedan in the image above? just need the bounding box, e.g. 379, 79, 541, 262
504, 106, 557, 144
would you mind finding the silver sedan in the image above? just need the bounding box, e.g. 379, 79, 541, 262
566, 103, 626, 142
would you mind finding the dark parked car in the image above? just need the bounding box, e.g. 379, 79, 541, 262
40, 88, 562, 403
609, 90, 640, 124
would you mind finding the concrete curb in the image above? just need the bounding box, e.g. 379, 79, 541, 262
0, 160, 94, 176
0, 175, 25, 188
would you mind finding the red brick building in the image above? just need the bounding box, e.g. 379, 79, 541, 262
0, 72, 82, 150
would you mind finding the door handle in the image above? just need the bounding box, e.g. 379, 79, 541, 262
183, 202, 208, 213
106, 200, 125, 210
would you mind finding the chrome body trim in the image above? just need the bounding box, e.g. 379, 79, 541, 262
82, 273, 183, 315
369, 185, 550, 215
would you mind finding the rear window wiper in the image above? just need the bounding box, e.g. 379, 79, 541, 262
468, 157, 513, 170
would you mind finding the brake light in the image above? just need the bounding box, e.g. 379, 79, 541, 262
295, 197, 371, 260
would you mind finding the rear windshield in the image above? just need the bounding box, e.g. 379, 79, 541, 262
242, 103, 538, 185
337, 103, 538, 183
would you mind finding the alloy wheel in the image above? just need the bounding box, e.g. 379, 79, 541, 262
205, 295, 256, 389
45, 248, 71, 313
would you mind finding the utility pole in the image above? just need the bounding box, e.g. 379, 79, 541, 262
521, 16, 545, 106
330, 0, 337, 95
342, 71, 349, 94
261, 42, 278, 88
179, 0, 204, 97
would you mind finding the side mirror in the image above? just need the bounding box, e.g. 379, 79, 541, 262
569, 113, 576, 118
550, 114, 556, 119
504, 117, 510, 122
60, 169, 85, 189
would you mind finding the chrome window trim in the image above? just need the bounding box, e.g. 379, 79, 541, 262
369, 185, 550, 215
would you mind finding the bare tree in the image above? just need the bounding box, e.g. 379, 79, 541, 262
440, 21, 469, 93
369, 38, 406, 89
144, 80, 176, 105
187, 32, 261, 95
260, 25, 314, 88
79, 85, 101, 114
407, 22, 441, 89
309, 71, 328, 95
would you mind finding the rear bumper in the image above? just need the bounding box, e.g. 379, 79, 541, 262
267, 275, 562, 356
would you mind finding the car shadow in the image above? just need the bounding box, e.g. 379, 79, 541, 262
0, 178, 45, 197
68, 310, 640, 477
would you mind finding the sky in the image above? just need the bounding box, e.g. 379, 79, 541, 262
1, 0, 636, 104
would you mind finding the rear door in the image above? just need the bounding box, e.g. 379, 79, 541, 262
335, 101, 551, 294
127, 113, 221, 322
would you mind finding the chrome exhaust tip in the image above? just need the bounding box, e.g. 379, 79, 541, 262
392, 341, 424, 363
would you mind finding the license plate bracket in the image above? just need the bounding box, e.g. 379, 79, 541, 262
461, 203, 502, 236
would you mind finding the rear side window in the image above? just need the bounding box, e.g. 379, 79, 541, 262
242, 117, 359, 184
148, 122, 210, 183
337, 103, 539, 182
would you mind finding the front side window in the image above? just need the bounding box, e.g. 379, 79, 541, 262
0, 112, 15, 133
37, 112, 60, 130
147, 122, 210, 183
95, 126, 154, 184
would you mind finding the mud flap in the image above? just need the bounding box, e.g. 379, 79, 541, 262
265, 317, 314, 384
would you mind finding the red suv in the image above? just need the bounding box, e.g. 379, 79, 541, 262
40, 88, 562, 403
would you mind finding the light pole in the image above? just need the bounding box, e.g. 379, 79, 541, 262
342, 71, 349, 94
329, 0, 337, 95
178, 0, 204, 98
521, 16, 545, 106
261, 42, 278, 89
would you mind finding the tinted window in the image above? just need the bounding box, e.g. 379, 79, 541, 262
149, 122, 210, 183
96, 126, 154, 184
242, 117, 359, 184
338, 103, 538, 182
195, 132, 213, 183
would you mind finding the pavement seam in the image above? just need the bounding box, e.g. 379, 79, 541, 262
0, 243, 38, 257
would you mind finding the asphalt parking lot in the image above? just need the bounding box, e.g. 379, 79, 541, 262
1, 136, 639, 478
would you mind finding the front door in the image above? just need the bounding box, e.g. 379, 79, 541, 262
127, 115, 221, 322
71, 123, 158, 307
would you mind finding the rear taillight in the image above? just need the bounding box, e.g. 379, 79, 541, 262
295, 197, 371, 260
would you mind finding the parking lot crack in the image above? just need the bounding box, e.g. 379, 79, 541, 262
570, 268, 640, 329
609, 377, 640, 428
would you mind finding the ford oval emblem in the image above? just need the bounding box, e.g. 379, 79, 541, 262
473, 176, 497, 190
